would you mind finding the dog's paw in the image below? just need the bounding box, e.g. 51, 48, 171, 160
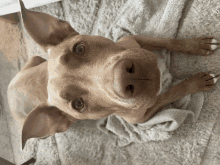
186, 72, 217, 93
198, 37, 219, 56
184, 37, 219, 56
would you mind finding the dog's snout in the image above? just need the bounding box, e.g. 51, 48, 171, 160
113, 59, 148, 99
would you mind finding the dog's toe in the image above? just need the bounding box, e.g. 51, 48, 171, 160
210, 73, 215, 77
211, 44, 218, 50
209, 73, 218, 83
206, 50, 214, 56
210, 38, 218, 50
211, 39, 218, 44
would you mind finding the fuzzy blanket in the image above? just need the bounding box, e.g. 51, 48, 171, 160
0, 0, 61, 15
1, 0, 220, 164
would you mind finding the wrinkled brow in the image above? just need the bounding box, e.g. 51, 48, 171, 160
59, 85, 86, 101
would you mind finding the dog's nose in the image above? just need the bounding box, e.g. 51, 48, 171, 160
113, 59, 149, 98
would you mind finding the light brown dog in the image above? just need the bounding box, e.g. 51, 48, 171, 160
8, 0, 219, 150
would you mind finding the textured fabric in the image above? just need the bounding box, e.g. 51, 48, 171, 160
169, 0, 220, 164
0, 0, 61, 15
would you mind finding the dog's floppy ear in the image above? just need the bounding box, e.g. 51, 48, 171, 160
22, 102, 77, 150
19, 0, 79, 51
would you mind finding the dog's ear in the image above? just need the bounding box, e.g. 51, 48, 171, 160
21, 102, 77, 150
19, 0, 79, 52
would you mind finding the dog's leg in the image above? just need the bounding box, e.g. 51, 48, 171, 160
128, 36, 218, 55
20, 56, 46, 71
143, 80, 190, 122
166, 37, 218, 56
142, 72, 216, 122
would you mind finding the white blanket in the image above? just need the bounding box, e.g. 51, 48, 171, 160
0, 0, 61, 15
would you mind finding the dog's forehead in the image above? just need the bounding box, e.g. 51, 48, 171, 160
47, 34, 117, 71
47, 75, 85, 104
52, 34, 115, 51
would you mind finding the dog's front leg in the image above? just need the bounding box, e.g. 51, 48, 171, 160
142, 79, 190, 122
166, 37, 219, 56
121, 35, 170, 51
142, 72, 217, 122
132, 36, 218, 55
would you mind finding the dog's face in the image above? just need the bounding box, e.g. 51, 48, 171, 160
47, 35, 161, 120
19, 0, 160, 149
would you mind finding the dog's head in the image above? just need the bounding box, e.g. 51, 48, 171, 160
19, 0, 160, 149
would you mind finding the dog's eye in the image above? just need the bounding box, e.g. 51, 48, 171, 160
126, 63, 134, 73
74, 44, 85, 55
71, 97, 84, 111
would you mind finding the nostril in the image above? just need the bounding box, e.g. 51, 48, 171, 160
126, 84, 134, 94
126, 63, 134, 73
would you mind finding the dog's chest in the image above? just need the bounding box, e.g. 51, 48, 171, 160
155, 51, 173, 96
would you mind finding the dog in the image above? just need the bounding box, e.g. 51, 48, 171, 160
7, 0, 219, 150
